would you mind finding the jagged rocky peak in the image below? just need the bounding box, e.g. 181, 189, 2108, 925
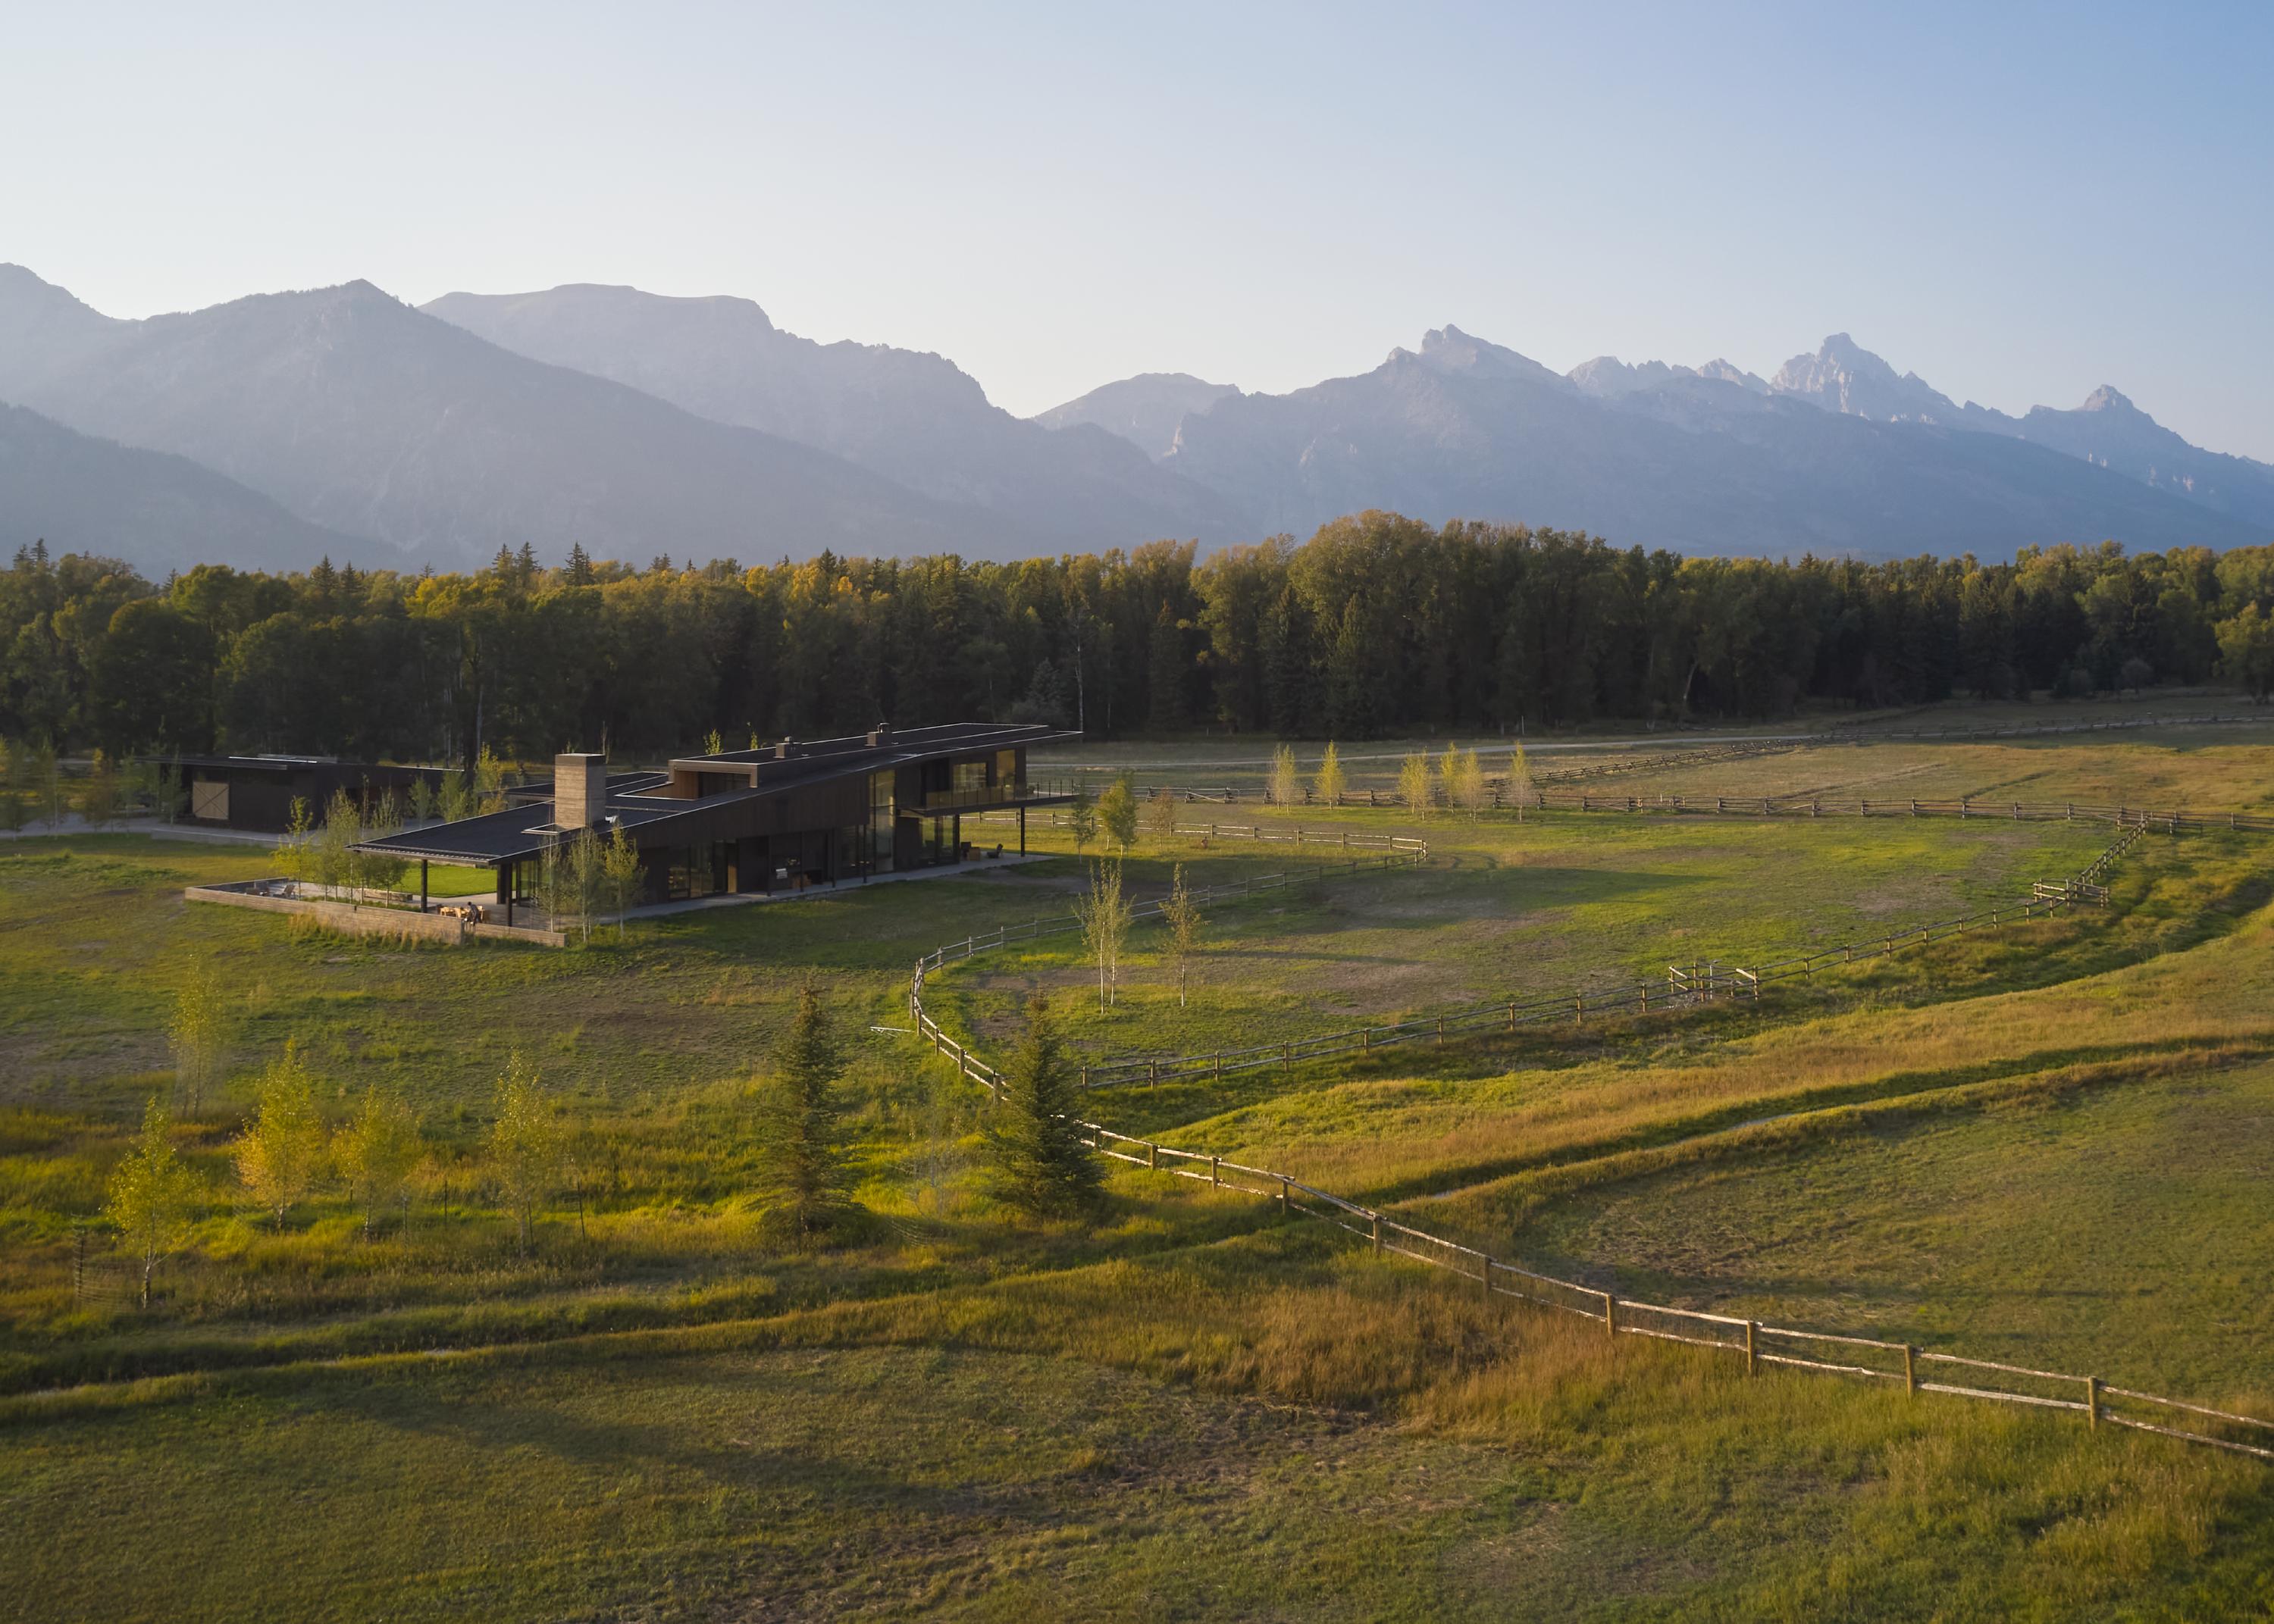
1568, 353, 1769, 399
2078, 385, 2138, 414
1692, 358, 1770, 393
1771, 333, 1959, 423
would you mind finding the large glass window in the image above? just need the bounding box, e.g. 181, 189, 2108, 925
869, 770, 896, 874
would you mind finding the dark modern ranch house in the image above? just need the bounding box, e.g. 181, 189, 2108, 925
352, 722, 1067, 916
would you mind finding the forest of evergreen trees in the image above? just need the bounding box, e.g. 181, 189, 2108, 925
7, 511, 2274, 765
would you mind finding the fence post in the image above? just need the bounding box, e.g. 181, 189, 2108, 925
1362, 1028, 1371, 1054
2085, 1375, 2102, 1430
1436, 1015, 1446, 1045
1211, 1154, 1220, 1189
1481, 1256, 1493, 1301
1280, 1175, 1289, 1209
1215, 1050, 1224, 1081
1746, 1320, 1759, 1375
1148, 1142, 1159, 1170
1506, 1001, 1517, 1031
1903, 1345, 1918, 1394
1603, 1291, 1618, 1340
1371, 1213, 1383, 1255
1080, 1064, 1089, 1090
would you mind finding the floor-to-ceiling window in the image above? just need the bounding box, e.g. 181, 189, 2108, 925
869, 770, 896, 874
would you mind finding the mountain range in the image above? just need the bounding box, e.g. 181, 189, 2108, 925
2, 261, 2268, 576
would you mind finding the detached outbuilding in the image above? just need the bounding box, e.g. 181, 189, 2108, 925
161, 755, 452, 833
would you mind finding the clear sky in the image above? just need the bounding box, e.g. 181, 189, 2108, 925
6, 2, 2270, 456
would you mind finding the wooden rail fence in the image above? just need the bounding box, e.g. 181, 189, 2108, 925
904, 818, 2274, 1465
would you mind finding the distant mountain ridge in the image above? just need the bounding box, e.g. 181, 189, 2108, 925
0, 259, 2266, 575
0, 402, 365, 574
0, 268, 1010, 571
421, 283, 1242, 550
1141, 327, 2271, 558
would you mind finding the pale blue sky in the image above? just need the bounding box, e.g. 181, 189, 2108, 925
5, 2, 2269, 455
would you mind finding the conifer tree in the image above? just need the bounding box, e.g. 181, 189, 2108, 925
754, 985, 855, 1233
982, 996, 1101, 1220
1067, 776, 1098, 854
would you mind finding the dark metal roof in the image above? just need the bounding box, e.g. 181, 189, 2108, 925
354, 723, 1071, 867
144, 754, 449, 774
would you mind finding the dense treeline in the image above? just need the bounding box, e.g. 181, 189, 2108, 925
7, 513, 2274, 763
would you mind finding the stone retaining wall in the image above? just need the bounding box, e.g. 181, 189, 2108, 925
184, 881, 566, 947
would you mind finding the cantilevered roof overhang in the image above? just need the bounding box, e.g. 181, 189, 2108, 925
352, 722, 1076, 868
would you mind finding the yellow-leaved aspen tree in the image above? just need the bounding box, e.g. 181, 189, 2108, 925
233, 1039, 325, 1229
1161, 862, 1204, 1007
1269, 743, 1300, 807
487, 1052, 561, 1253
1314, 741, 1345, 807
1508, 737, 1533, 823
1399, 751, 1433, 817
334, 1088, 422, 1239
105, 1097, 202, 1307
601, 823, 646, 939
1455, 748, 1486, 819
1098, 774, 1139, 853
1074, 859, 1131, 1013
168, 969, 228, 1119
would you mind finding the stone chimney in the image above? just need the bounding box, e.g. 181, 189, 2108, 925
774, 737, 793, 760
866, 722, 893, 747
554, 753, 607, 831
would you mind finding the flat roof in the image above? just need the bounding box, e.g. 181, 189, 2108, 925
146, 755, 449, 774
356, 723, 1071, 866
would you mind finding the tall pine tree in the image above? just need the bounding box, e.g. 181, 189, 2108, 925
755, 986, 855, 1233
983, 996, 1101, 1220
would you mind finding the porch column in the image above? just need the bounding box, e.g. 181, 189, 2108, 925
420, 859, 429, 912
1020, 806, 1026, 854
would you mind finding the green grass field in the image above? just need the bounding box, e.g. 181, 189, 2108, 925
5, 716, 2274, 1619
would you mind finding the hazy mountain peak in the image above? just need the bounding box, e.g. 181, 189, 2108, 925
1032, 371, 1242, 460
429, 281, 778, 339
0, 262, 127, 383
2079, 384, 2137, 414
1405, 324, 1572, 390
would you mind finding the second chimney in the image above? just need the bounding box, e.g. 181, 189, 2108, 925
554, 753, 607, 831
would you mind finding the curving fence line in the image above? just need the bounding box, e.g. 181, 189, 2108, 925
907, 814, 2274, 1463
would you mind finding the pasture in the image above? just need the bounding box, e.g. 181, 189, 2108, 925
4, 718, 2272, 1619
